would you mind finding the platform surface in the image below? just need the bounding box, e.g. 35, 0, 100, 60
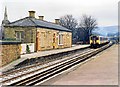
43, 45, 118, 85
0, 45, 89, 72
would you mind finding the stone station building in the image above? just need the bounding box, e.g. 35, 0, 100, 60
2, 9, 72, 52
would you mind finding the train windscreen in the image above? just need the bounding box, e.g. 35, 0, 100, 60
91, 36, 99, 40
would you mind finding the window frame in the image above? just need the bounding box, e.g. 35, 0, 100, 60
15, 31, 24, 41
58, 32, 64, 45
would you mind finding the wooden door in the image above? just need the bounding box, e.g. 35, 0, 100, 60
53, 33, 55, 49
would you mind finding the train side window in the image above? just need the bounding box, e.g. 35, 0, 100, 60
100, 37, 102, 41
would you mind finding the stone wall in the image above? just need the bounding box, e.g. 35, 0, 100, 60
4, 26, 37, 51
37, 28, 59, 51
0, 41, 21, 67
4, 26, 72, 52
37, 28, 72, 51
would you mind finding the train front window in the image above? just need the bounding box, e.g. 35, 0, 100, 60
91, 36, 98, 40
96, 37, 99, 40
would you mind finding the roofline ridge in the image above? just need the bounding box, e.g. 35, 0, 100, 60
35, 18, 50, 23
29, 18, 38, 26
34, 17, 70, 30
9, 17, 29, 24
34, 17, 61, 26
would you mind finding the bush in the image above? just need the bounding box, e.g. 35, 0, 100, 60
26, 45, 30, 53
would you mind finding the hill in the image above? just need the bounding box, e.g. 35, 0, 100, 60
92, 26, 118, 36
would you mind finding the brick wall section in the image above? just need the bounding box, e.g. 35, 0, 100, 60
0, 41, 21, 67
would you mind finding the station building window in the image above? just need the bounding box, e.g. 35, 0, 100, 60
15, 31, 24, 41
46, 31, 51, 47
58, 32, 63, 45
40, 32, 45, 47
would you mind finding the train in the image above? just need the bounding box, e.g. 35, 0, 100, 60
90, 35, 109, 48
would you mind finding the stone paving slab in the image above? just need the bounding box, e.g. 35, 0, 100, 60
43, 45, 118, 85
0, 45, 89, 72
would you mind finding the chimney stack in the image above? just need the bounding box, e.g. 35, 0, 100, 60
38, 16, 44, 20
29, 11, 35, 18
55, 19, 60, 24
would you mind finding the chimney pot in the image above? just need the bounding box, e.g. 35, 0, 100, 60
29, 11, 35, 17
55, 19, 60, 24
38, 16, 44, 20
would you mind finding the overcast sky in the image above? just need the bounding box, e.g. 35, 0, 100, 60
0, 0, 119, 27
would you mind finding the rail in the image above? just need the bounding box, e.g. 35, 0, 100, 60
1, 42, 113, 86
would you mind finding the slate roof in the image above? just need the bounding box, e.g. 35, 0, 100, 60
6, 17, 71, 32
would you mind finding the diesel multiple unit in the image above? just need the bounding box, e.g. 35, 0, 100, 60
90, 35, 109, 48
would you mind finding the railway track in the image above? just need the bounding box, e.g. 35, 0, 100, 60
1, 48, 92, 85
1, 42, 113, 86
1, 47, 90, 77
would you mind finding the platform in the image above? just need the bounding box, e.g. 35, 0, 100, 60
0, 45, 89, 72
42, 44, 118, 85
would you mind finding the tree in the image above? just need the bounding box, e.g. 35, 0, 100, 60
59, 15, 78, 30
59, 15, 78, 43
79, 15, 97, 43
